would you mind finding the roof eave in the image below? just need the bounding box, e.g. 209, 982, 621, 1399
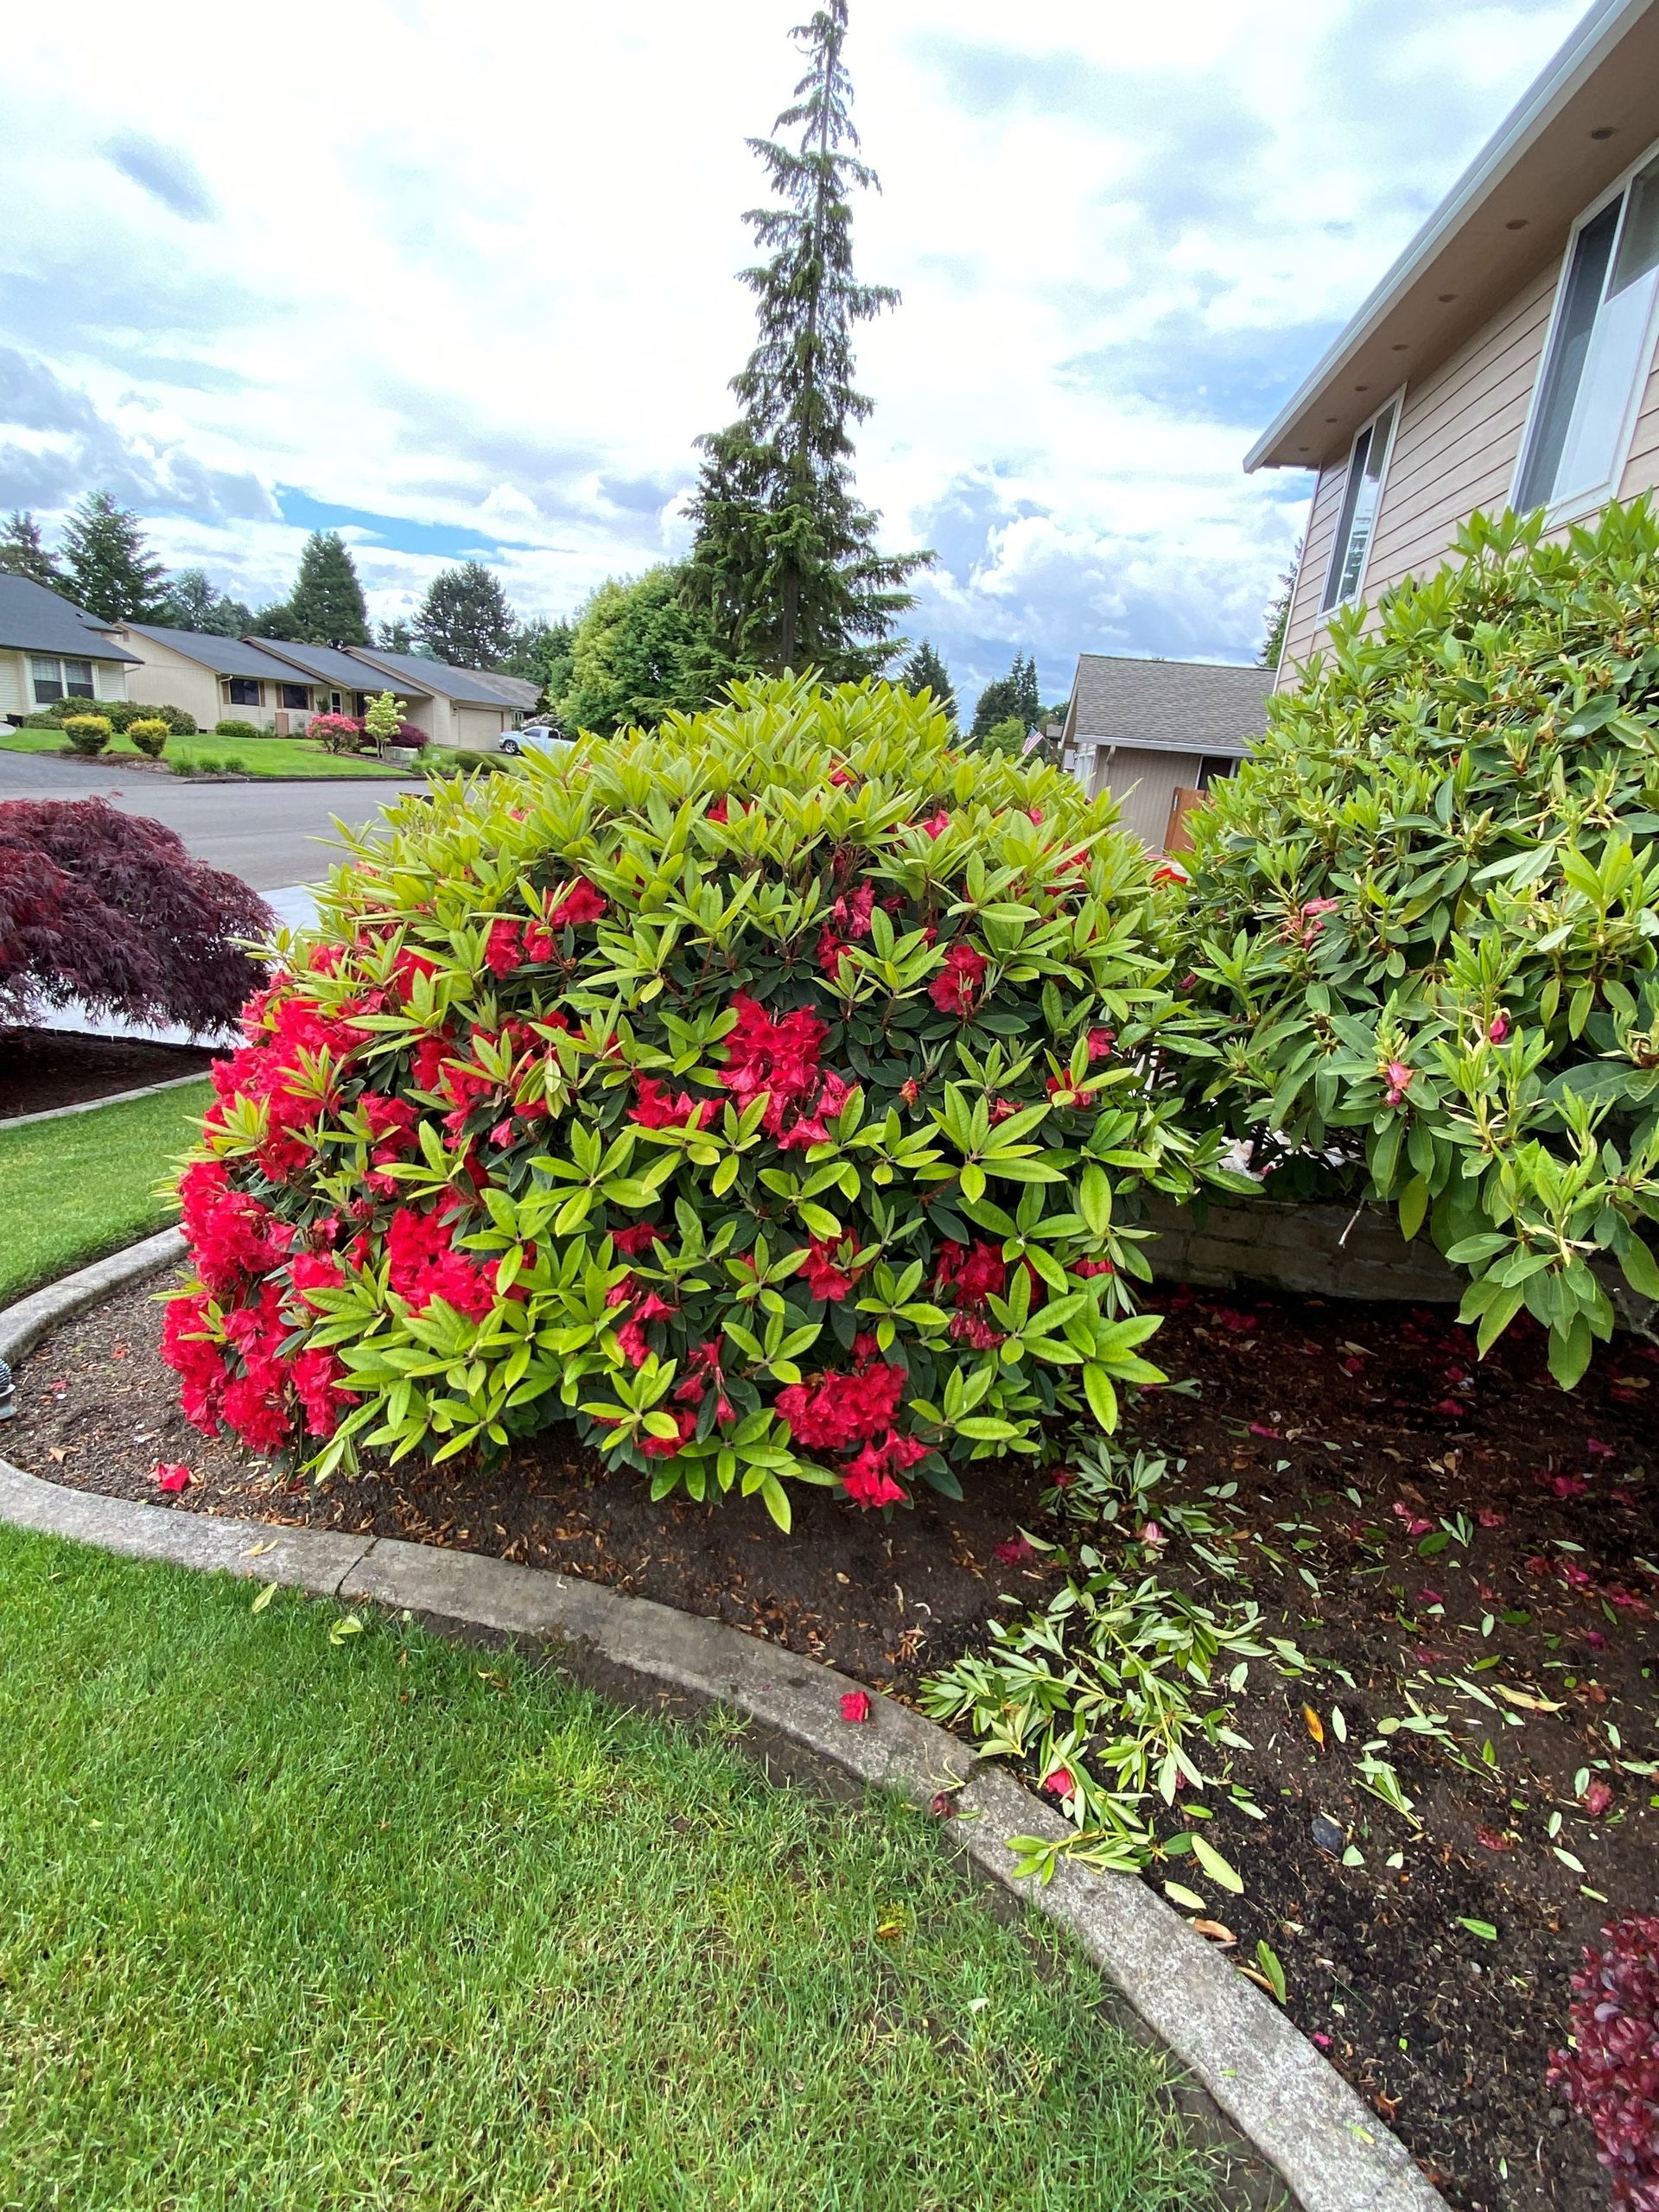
1244, 0, 1649, 473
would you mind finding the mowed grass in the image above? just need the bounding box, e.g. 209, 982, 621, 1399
0, 728, 414, 779
0, 1528, 1217, 2212
0, 1077, 208, 1305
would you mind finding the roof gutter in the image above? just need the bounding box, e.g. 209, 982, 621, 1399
1243, 0, 1647, 473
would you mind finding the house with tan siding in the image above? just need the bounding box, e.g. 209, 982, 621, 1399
116, 623, 322, 730
1250, 0, 1659, 685
0, 575, 137, 721
1058, 654, 1273, 851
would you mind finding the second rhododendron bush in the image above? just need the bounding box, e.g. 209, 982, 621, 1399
165, 674, 1246, 1527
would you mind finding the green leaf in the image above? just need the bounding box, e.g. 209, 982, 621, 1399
250, 1580, 279, 1614
1192, 1834, 1243, 1894
1163, 1881, 1207, 1912
1618, 1236, 1659, 1300
1457, 1918, 1498, 1942
1083, 1363, 1119, 1433
1396, 1174, 1429, 1242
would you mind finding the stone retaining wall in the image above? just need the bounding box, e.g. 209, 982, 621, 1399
1141, 1195, 1463, 1304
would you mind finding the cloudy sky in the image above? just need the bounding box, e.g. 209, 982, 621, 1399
0, 0, 1586, 710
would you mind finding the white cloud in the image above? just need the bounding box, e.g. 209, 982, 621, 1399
0, 0, 1584, 703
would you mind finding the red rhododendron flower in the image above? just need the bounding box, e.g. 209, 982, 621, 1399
1085, 1027, 1116, 1060
386, 1204, 498, 1321
544, 878, 607, 928
1042, 1766, 1077, 1799
1488, 1012, 1510, 1043
803, 1236, 859, 1302
839, 1689, 872, 1722
1150, 862, 1186, 885
152, 1462, 191, 1493
993, 1535, 1033, 1566
391, 947, 440, 1002
842, 1454, 908, 1509
630, 1077, 717, 1131
919, 809, 950, 838
609, 1223, 664, 1258
935, 1240, 1006, 1306
708, 797, 729, 823
928, 941, 986, 1017
777, 1344, 905, 1451
484, 918, 523, 976
899, 1077, 920, 1107
1582, 1779, 1614, 1817
639, 1408, 699, 1459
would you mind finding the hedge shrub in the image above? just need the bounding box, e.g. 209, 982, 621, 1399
164, 676, 1241, 1520
61, 715, 111, 756
1174, 501, 1659, 1386
128, 717, 169, 759
33, 697, 197, 735
214, 718, 260, 741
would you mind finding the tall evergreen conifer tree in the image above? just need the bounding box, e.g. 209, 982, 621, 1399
0, 511, 62, 588
414, 561, 518, 669
285, 531, 370, 646
61, 492, 168, 622
685, 1, 927, 678
899, 639, 955, 723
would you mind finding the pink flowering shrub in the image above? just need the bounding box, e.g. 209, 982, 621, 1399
1550, 1915, 1659, 2209
164, 675, 1240, 1525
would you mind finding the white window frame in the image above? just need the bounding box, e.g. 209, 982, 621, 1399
1320, 387, 1405, 613
1510, 135, 1659, 528
29, 654, 98, 704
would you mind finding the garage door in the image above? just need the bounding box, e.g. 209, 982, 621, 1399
453, 706, 505, 752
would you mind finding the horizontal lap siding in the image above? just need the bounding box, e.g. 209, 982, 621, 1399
1618, 354, 1659, 499
1363, 266, 1556, 599
1277, 266, 1558, 690
1100, 749, 1202, 849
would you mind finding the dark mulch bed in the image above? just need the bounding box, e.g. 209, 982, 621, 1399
0, 1029, 221, 1119
8, 1270, 1656, 2212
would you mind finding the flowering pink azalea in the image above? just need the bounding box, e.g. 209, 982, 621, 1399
1382, 1059, 1414, 1106
839, 1689, 872, 1723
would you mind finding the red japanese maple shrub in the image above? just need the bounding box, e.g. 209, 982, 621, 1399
1551, 1915, 1659, 2209
163, 676, 1239, 1524
0, 798, 270, 1034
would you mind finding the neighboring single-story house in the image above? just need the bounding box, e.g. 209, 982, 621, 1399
0, 575, 138, 721
234, 639, 441, 733
116, 623, 322, 730
1250, 0, 1659, 684
344, 647, 538, 748
1058, 653, 1274, 850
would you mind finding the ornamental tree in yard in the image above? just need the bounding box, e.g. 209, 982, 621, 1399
1172, 500, 1659, 1388
163, 675, 1243, 1522
0, 799, 271, 1033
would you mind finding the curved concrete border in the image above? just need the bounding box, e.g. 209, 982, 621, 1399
0, 1071, 211, 1132
0, 1226, 186, 1368
0, 1242, 1444, 2212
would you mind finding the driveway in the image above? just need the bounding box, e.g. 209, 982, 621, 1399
0, 751, 421, 891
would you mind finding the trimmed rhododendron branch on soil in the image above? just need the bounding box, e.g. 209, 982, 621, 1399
163, 676, 1249, 1522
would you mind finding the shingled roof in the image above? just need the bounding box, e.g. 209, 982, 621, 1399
122, 622, 319, 682
0, 575, 140, 662
1064, 653, 1273, 757
346, 646, 534, 709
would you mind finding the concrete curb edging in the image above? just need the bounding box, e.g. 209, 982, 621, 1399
0, 1072, 213, 1132
0, 1227, 187, 1368
0, 1477, 1442, 2211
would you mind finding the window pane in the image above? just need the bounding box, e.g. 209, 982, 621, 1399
226, 677, 260, 707
63, 658, 93, 689
30, 657, 64, 704
65, 678, 95, 699
1517, 198, 1620, 510
279, 683, 308, 709
1322, 401, 1395, 610
1610, 156, 1659, 296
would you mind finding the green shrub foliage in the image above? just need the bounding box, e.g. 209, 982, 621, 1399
35, 696, 196, 734
166, 677, 1239, 1522
1176, 503, 1659, 1386
213, 718, 260, 741
127, 717, 169, 758
61, 714, 112, 756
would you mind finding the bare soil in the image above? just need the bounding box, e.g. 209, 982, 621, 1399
8, 1271, 1656, 2212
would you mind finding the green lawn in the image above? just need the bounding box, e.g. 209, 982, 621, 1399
0, 728, 415, 779
0, 1528, 1216, 2212
0, 1077, 208, 1306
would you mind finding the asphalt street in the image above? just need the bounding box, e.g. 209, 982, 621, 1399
0, 750, 419, 891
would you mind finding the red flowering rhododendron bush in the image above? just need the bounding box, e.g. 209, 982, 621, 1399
165, 675, 1241, 1526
